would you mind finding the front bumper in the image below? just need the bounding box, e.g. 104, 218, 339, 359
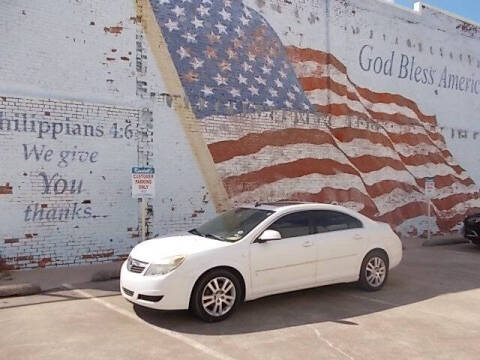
119, 261, 193, 310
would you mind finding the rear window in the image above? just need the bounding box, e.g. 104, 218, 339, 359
311, 210, 362, 233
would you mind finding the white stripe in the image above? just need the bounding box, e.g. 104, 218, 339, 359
62, 284, 238, 360
336, 201, 366, 213
216, 143, 350, 179
374, 188, 424, 215
230, 173, 368, 204
200, 110, 331, 144
306, 89, 370, 117
336, 138, 400, 159
405, 163, 469, 180
361, 167, 417, 186
393, 143, 444, 157
434, 183, 479, 201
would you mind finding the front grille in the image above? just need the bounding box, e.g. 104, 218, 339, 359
122, 287, 134, 297
130, 264, 145, 273
127, 257, 148, 273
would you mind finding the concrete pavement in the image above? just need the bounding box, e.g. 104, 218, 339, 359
1, 242, 480, 359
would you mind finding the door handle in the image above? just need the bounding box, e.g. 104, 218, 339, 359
303, 240, 313, 247
354, 234, 363, 240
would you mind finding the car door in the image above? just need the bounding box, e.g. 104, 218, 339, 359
310, 210, 366, 283
250, 211, 317, 296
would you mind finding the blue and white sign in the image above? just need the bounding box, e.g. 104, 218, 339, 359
132, 167, 155, 198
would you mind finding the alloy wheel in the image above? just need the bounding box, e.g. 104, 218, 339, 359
201, 277, 236, 317
365, 256, 386, 287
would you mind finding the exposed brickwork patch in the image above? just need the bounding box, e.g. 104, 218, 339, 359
38, 258, 52, 268
16, 255, 34, 262
4, 238, 19, 244
104, 26, 123, 34
82, 251, 114, 260
0, 183, 13, 195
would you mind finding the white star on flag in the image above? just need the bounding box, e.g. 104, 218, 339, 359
191, 17, 204, 28
219, 8, 231, 21
215, 22, 227, 34
177, 46, 190, 59
213, 73, 228, 86
201, 85, 213, 96
238, 74, 248, 85
171, 5, 185, 17
164, 19, 179, 32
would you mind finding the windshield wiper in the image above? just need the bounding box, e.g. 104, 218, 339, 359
189, 229, 224, 241
189, 228, 203, 236
204, 233, 224, 241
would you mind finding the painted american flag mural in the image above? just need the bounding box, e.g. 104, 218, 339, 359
149, 0, 480, 236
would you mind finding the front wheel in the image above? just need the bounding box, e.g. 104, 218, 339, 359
358, 250, 389, 291
190, 269, 243, 322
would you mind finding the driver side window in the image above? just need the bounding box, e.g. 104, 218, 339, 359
268, 212, 311, 239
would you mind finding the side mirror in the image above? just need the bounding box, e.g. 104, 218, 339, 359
256, 230, 281, 243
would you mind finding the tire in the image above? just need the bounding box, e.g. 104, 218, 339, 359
190, 268, 243, 322
358, 250, 389, 291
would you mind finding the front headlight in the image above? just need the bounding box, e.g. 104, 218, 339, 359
144, 255, 185, 276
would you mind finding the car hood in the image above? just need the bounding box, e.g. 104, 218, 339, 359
129, 233, 229, 263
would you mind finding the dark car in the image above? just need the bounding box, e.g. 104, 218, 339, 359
464, 212, 480, 246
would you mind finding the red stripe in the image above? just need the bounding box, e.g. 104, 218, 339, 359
433, 192, 480, 211
375, 201, 427, 227
208, 128, 335, 163
416, 175, 475, 190
290, 188, 378, 217
331, 127, 393, 148
349, 155, 406, 173
223, 158, 361, 197
400, 153, 455, 168
365, 180, 421, 198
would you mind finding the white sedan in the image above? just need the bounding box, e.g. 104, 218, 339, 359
120, 202, 402, 322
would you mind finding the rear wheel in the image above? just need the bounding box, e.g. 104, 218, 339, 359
190, 269, 243, 322
359, 250, 389, 291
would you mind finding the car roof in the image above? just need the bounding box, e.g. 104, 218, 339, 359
243, 201, 371, 220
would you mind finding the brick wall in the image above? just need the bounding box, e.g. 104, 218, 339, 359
0, 97, 140, 268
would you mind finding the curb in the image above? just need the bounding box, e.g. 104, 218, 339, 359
0, 283, 41, 298
91, 268, 121, 282
422, 237, 469, 247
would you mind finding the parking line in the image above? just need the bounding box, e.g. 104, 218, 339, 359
309, 326, 355, 360
62, 284, 238, 360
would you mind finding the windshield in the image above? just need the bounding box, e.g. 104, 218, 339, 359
189, 208, 274, 242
